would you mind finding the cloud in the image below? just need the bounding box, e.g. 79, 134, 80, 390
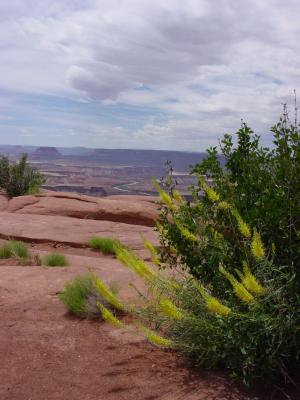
0, 0, 300, 149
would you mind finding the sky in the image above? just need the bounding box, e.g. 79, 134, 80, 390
0, 0, 300, 151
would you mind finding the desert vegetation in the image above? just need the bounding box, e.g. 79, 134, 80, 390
43, 252, 69, 267
60, 111, 300, 389
0, 153, 45, 198
0, 240, 69, 267
88, 236, 121, 255
0, 240, 29, 261
59, 274, 120, 318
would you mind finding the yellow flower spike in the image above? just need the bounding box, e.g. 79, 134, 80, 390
160, 191, 175, 209
219, 265, 254, 303
98, 303, 124, 328
235, 269, 244, 281
151, 178, 176, 210
172, 190, 184, 204
199, 178, 220, 202
241, 261, 265, 295
151, 177, 163, 195
116, 247, 157, 282
230, 209, 251, 238
138, 324, 174, 348
205, 296, 232, 317
242, 275, 265, 295
233, 282, 254, 303
238, 219, 251, 239
196, 284, 231, 317
218, 201, 230, 210
93, 277, 125, 311
156, 222, 168, 237
242, 261, 251, 274
180, 226, 198, 242
174, 220, 198, 242
159, 299, 185, 320
142, 236, 160, 266
251, 229, 265, 260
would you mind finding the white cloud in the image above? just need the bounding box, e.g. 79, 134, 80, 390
0, 0, 300, 149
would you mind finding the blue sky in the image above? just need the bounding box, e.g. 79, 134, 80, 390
0, 0, 300, 151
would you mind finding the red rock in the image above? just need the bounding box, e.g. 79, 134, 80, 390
0, 212, 157, 250
7, 192, 159, 226
0, 195, 8, 211
7, 195, 39, 212
107, 194, 158, 203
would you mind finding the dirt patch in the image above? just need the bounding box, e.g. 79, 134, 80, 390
0, 249, 297, 399
0, 258, 21, 267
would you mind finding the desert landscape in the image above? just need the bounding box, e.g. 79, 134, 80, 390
1, 1, 300, 399
0, 145, 203, 198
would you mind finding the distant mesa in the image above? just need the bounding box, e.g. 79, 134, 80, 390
31, 146, 62, 160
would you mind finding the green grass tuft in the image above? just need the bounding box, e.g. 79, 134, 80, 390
44, 253, 69, 267
0, 243, 13, 259
88, 237, 121, 255
59, 274, 119, 318
59, 274, 96, 316
0, 240, 29, 259
9, 240, 29, 259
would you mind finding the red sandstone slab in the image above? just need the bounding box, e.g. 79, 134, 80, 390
0, 195, 8, 211
0, 212, 157, 250
7, 192, 159, 226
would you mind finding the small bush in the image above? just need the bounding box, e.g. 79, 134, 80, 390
0, 240, 29, 260
147, 110, 300, 385
0, 154, 45, 198
59, 274, 119, 318
44, 253, 69, 267
59, 275, 97, 317
88, 237, 121, 255
9, 240, 29, 259
0, 243, 13, 259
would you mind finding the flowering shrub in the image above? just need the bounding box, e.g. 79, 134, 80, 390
97, 195, 298, 386
60, 111, 299, 387
148, 112, 300, 385
79, 222, 298, 385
